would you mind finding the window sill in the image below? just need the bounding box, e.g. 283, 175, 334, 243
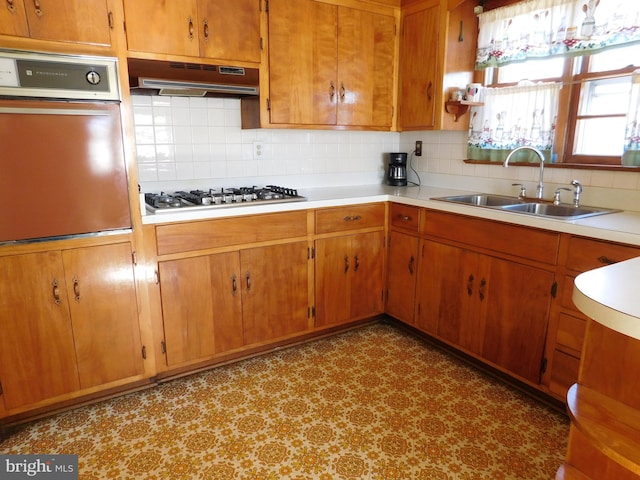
464, 159, 640, 172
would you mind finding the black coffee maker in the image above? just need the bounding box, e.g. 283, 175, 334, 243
387, 152, 408, 186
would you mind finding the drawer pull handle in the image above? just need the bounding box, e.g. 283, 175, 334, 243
399, 215, 412, 222
597, 255, 618, 265
343, 215, 362, 222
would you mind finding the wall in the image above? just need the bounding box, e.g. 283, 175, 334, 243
132, 96, 399, 192
399, 131, 640, 211
132, 96, 640, 211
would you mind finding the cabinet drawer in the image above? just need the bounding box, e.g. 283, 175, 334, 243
557, 313, 586, 355
390, 203, 419, 232
315, 204, 385, 234
566, 237, 640, 272
424, 210, 560, 265
549, 349, 581, 398
156, 211, 308, 255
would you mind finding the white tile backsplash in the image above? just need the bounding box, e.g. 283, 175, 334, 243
133, 96, 399, 190
132, 96, 640, 211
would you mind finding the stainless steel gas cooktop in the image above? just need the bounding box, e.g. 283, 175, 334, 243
144, 185, 306, 214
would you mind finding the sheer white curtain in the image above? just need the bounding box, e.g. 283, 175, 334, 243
623, 71, 640, 165
467, 82, 561, 162
476, 0, 640, 69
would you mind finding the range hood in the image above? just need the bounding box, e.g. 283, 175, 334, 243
127, 58, 259, 97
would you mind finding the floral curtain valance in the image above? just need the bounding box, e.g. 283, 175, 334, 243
476, 0, 640, 69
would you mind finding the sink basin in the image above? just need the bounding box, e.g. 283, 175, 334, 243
433, 194, 524, 207
501, 202, 620, 220
432, 193, 620, 220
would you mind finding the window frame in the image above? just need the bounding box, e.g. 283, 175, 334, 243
484, 55, 637, 167
476, 0, 640, 170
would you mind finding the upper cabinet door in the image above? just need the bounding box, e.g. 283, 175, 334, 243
1, 0, 112, 45
0, 0, 29, 37
123, 0, 200, 56
198, 0, 261, 63
398, 3, 440, 130
337, 7, 395, 128
267, 0, 338, 125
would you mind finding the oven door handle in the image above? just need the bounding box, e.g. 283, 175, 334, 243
0, 107, 110, 116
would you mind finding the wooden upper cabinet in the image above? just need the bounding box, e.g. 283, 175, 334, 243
398, 1, 440, 130
0, 0, 29, 37
198, 0, 261, 63
398, 0, 479, 131
123, 0, 261, 63
267, 0, 337, 126
267, 0, 396, 128
123, 0, 199, 57
0, 0, 113, 45
336, 7, 395, 127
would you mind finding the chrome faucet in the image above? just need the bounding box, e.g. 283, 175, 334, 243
570, 179, 583, 207
504, 146, 546, 199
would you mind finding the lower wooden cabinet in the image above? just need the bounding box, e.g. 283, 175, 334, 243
411, 210, 558, 385
386, 230, 419, 324
315, 231, 385, 327
241, 242, 311, 345
159, 252, 244, 367
543, 235, 640, 400
158, 242, 311, 367
0, 242, 144, 413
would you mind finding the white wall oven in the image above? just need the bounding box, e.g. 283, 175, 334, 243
0, 49, 131, 243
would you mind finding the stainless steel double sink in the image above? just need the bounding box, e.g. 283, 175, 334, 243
432, 194, 620, 220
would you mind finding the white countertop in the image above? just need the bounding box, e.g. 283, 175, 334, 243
573, 257, 640, 339
141, 184, 640, 246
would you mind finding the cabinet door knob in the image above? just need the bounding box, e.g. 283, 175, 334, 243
426, 81, 433, 101
231, 274, 238, 296
6, 0, 15, 13
73, 276, 81, 302
479, 278, 487, 301
33, 0, 42, 16
466, 274, 474, 296
339, 82, 346, 102
52, 279, 61, 305
344, 255, 349, 273
188, 16, 194, 40
597, 255, 617, 265
245, 272, 251, 291
354, 254, 360, 272
408, 255, 415, 275
329, 81, 335, 101
203, 20, 209, 41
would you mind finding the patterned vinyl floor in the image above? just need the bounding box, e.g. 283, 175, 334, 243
1, 323, 569, 479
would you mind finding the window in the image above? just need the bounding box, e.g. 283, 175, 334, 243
484, 43, 640, 166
